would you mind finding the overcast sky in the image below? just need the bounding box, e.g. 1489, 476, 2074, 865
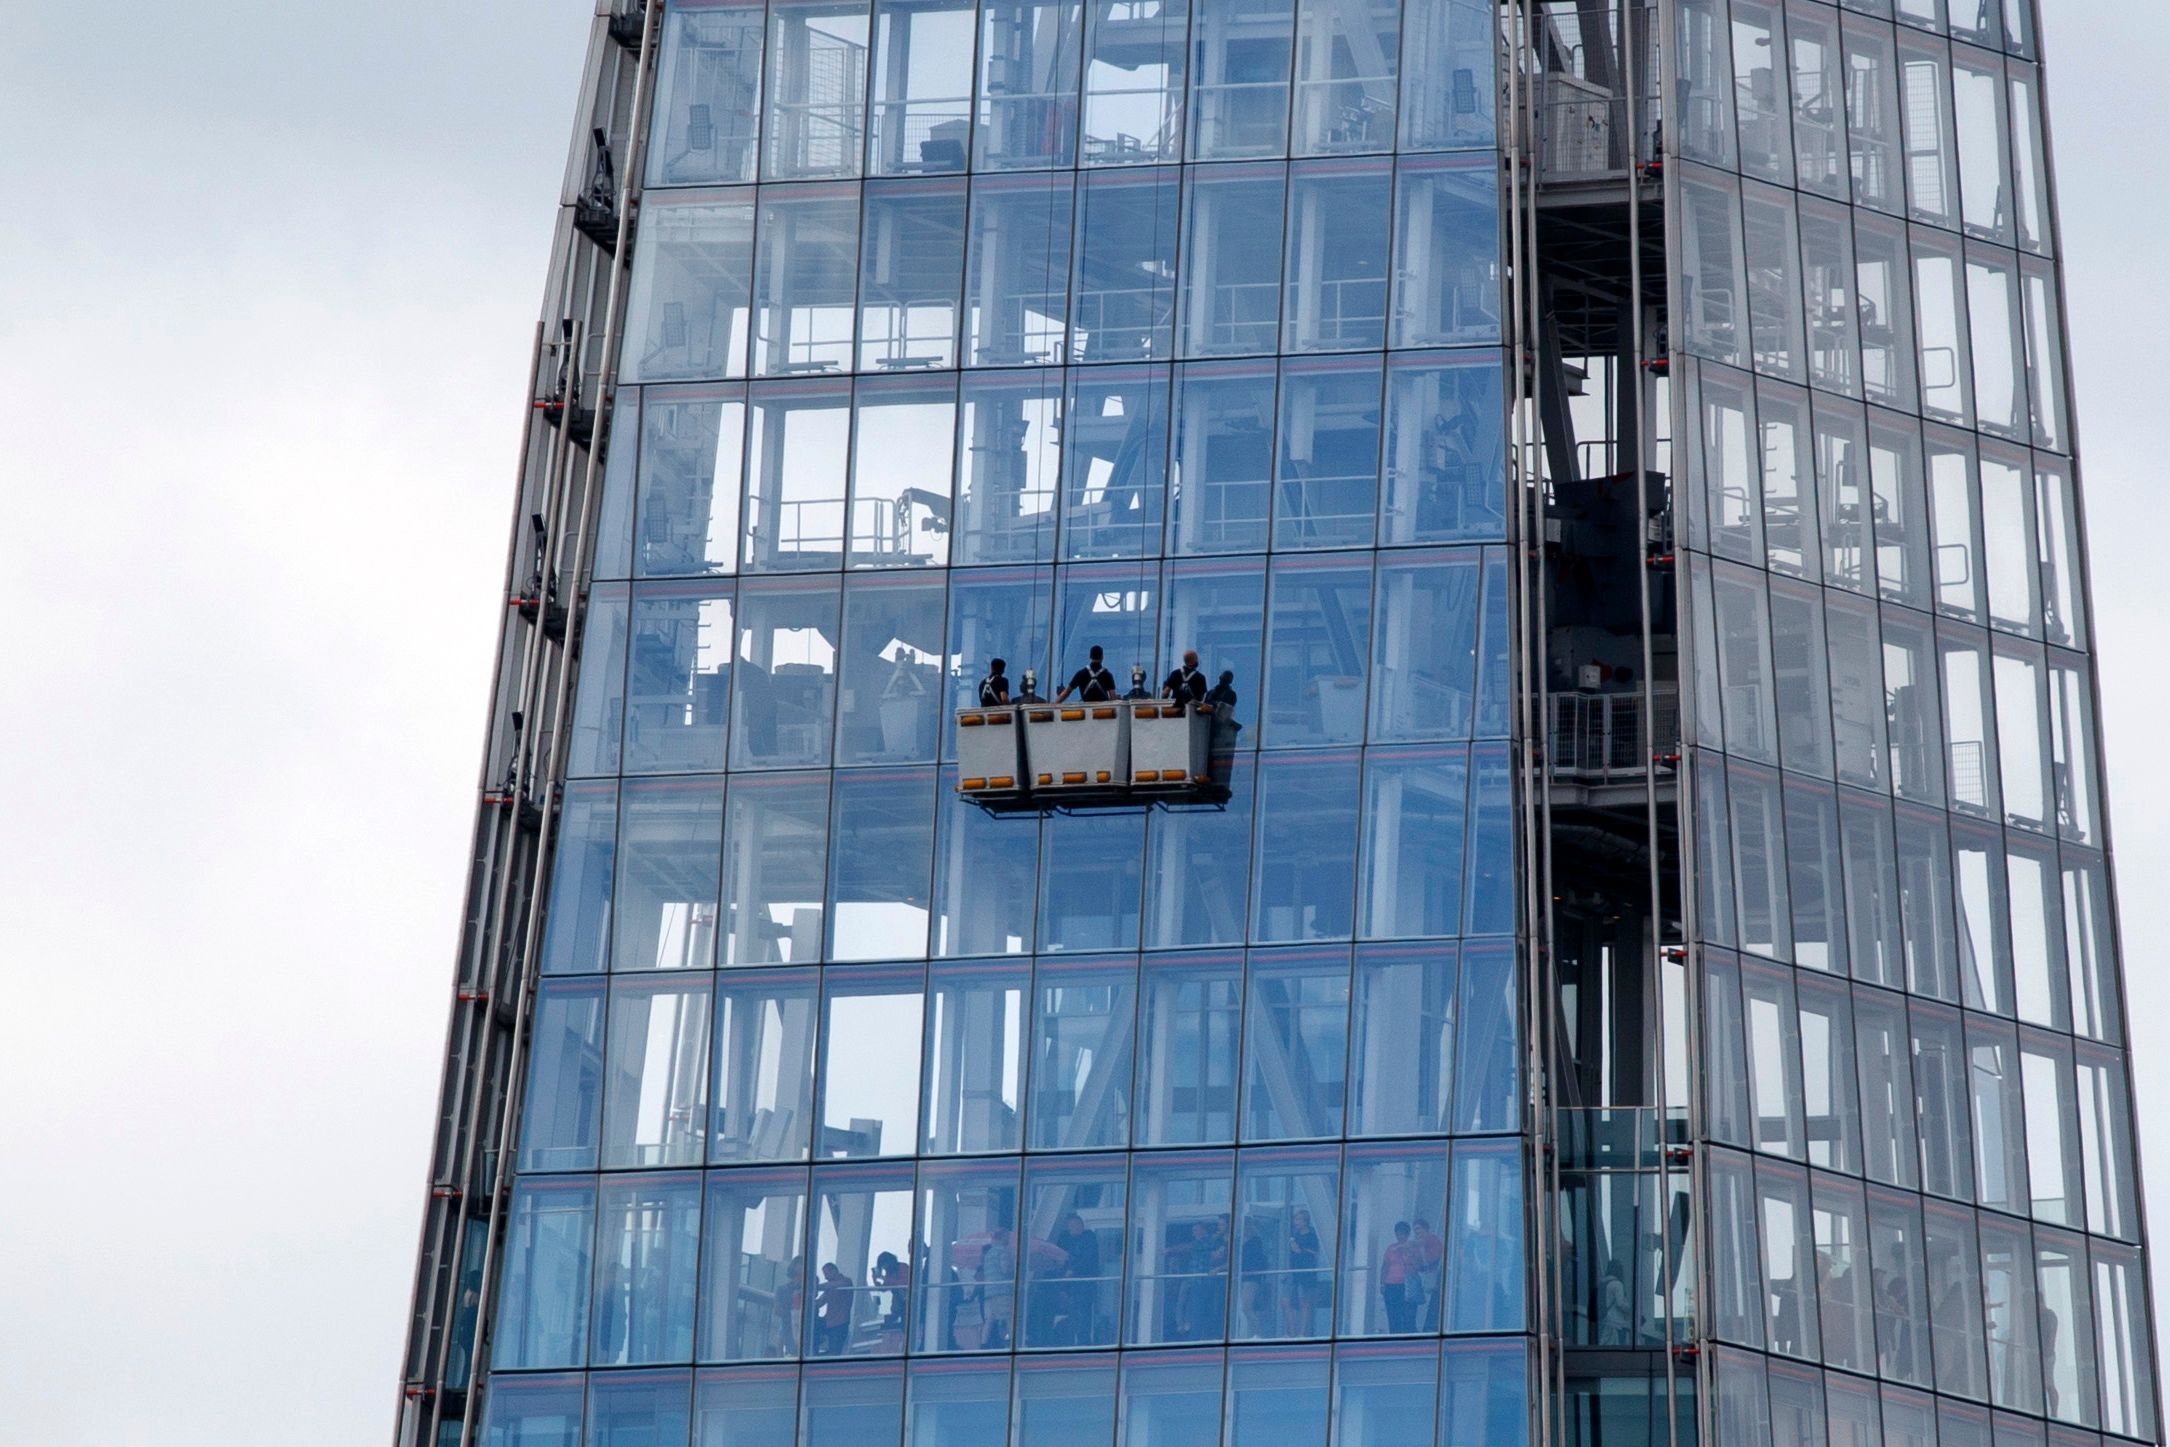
2, 5, 2167, 1443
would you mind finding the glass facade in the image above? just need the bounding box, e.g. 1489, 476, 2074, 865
405, 3, 2157, 1445
476, 1, 1528, 1443
1672, 1, 2156, 1442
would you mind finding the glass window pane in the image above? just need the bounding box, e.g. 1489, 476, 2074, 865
1241, 949, 1350, 1142
1744, 180, 1808, 382
1252, 751, 1361, 943
856, 180, 967, 373
1790, 0, 1851, 199
1283, 162, 1390, 353
542, 781, 620, 977
1844, 15, 1905, 213
2034, 459, 2084, 650
817, 965, 925, 1158
1274, 355, 1381, 549
1992, 640, 2049, 830
482, 1374, 585, 1447
1812, 1173, 1876, 1374
1261, 556, 1371, 748
1337, 1145, 1447, 1336
626, 582, 735, 774
1895, 801, 1960, 1002
1163, 362, 1275, 559
1136, 952, 1243, 1146
1227, 1346, 1328, 1445
908, 1359, 1015, 1446
720, 772, 828, 966
1799, 198, 1864, 397
1187, 0, 1293, 159
1742, 957, 1807, 1155
1814, 397, 1874, 594
1677, 0, 1738, 166
1770, 577, 1835, 778
2031, 1229, 2097, 1428
636, 387, 747, 579
1881, 604, 1943, 807
1733, 0, 1797, 185
1127, 1151, 1235, 1344
1853, 984, 1919, 1188
1895, 29, 1959, 227
1951, 816, 2012, 1014
764, 0, 873, 180
1870, 414, 1932, 610
730, 576, 840, 768
1716, 1346, 1775, 1439
650, 0, 766, 188
1180, 163, 1287, 357
974, 0, 1085, 172
1826, 591, 1888, 790
825, 766, 934, 959
1380, 350, 1506, 545
1756, 1162, 1822, 1359
1796, 974, 1862, 1174
2021, 260, 2069, 454
1358, 746, 1468, 941
1160, 555, 1267, 737
1967, 246, 2028, 442
1082, 0, 1191, 166
1914, 226, 1975, 426
1053, 563, 1160, 699
2007, 64, 2050, 255
1146, 756, 1258, 949
1445, 1140, 1524, 1332
801, 1362, 905, 1444
1391, 155, 1501, 348
1061, 365, 1171, 559
2006, 837, 2065, 1030
743, 381, 852, 573
954, 371, 1062, 565
1450, 935, 1517, 1132
1232, 1150, 1339, 1341
604, 975, 714, 1169
1369, 550, 1477, 742
625, 196, 757, 384
592, 1175, 702, 1366
1072, 167, 1182, 364
2019, 1031, 2080, 1227
1912, 1001, 1977, 1202
613, 777, 724, 973
1028, 956, 1137, 1151
1291, 0, 1400, 155
752, 188, 860, 378
808, 1165, 917, 1356
1868, 1186, 1933, 1386
1398, 0, 1495, 151
914, 1160, 1022, 1352
1692, 360, 1765, 563
1980, 1213, 2044, 1413
1853, 212, 1919, 409
571, 584, 632, 777
1020, 1157, 1127, 1348
1951, 44, 2012, 243
496, 1178, 597, 1370
711, 969, 819, 1164
2092, 1242, 2158, 1439
1334, 1342, 1439, 1446
1923, 1198, 1990, 1402
835, 574, 945, 765
1678, 164, 1750, 367
1120, 1351, 1226, 1445
942, 565, 1053, 749
522, 978, 608, 1173
1928, 425, 1984, 621
922, 960, 1028, 1155
695, 1365, 798, 1447
868, 0, 976, 176
1785, 778, 1848, 974
1040, 806, 1146, 952
2077, 1043, 2139, 1242
1336, 950, 1458, 1145
966, 173, 1075, 367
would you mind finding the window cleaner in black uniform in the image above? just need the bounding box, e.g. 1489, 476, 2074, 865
1055, 645, 1117, 703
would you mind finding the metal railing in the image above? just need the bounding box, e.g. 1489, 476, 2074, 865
1549, 685, 1679, 781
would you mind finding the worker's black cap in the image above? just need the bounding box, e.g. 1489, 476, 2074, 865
1088, 645, 1103, 659
990, 657, 1006, 671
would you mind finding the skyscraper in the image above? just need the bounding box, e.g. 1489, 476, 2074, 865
396, 2, 2159, 1444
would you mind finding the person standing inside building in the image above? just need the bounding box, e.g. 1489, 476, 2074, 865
1205, 670, 1239, 711
977, 657, 1011, 706
1056, 644, 1116, 702
1162, 649, 1207, 704
1380, 1222, 1420, 1333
